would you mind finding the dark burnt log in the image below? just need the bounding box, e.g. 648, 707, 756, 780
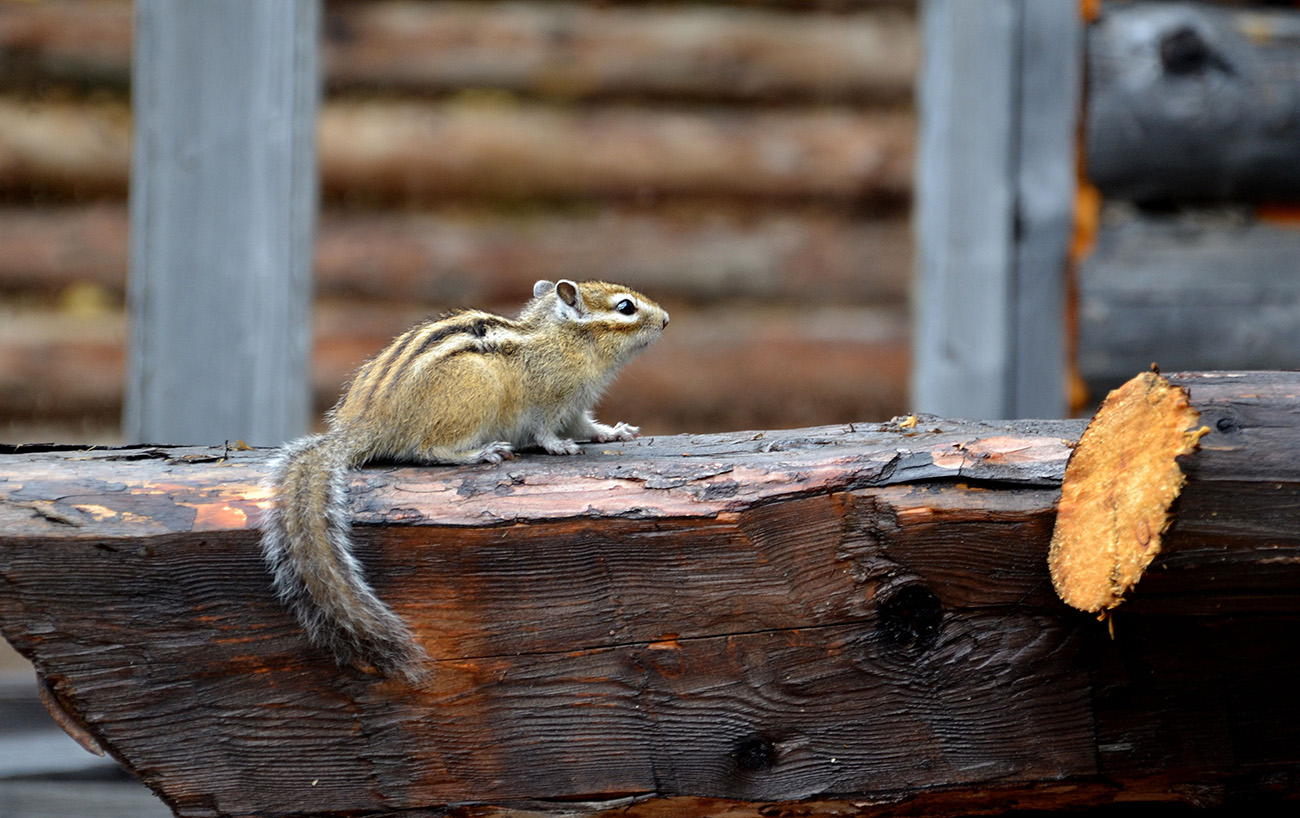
1087, 3, 1300, 203
1077, 206, 1300, 397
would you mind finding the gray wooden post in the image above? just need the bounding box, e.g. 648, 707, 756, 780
913, 0, 1081, 419
125, 0, 319, 446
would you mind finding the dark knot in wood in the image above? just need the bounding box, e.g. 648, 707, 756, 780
1214, 414, 1240, 435
877, 585, 942, 654
1159, 26, 1231, 76
732, 735, 777, 773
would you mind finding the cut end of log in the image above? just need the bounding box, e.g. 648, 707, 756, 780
1049, 371, 1210, 613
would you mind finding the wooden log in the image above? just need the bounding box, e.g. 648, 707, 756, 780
0, 100, 130, 197
0, 302, 911, 434
0, 97, 913, 203
0, 204, 912, 306
0, 308, 125, 423
1087, 2, 1300, 202
1077, 206, 1300, 396
317, 101, 914, 203
0, 205, 127, 294
3, 419, 1300, 816
0, 0, 917, 103
1051, 370, 1300, 614
0, 0, 132, 91
323, 1, 917, 103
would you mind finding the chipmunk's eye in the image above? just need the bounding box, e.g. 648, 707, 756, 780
615, 299, 637, 315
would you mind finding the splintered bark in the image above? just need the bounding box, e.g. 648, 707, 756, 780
1051, 370, 1300, 613
2, 416, 1299, 817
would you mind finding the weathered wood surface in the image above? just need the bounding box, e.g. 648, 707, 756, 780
0, 204, 912, 306
0, 98, 913, 204
1078, 207, 1300, 396
3, 419, 1300, 815
1087, 2, 1300, 202
0, 0, 917, 103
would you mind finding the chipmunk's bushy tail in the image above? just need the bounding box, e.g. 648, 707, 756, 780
260, 433, 427, 681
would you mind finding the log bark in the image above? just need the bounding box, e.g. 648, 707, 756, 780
0, 98, 913, 203
0, 0, 916, 103
1051, 370, 1300, 613
0, 204, 912, 306
2, 418, 1299, 816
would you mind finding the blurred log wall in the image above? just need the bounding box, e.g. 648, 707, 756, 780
0, 0, 917, 443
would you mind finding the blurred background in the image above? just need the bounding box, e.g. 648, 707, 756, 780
0, 0, 917, 447
5, 0, 1300, 812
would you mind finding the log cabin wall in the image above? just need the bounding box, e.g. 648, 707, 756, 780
0, 0, 919, 444
1078, 0, 1300, 400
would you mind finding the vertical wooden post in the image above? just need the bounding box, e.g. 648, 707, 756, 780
125, 0, 319, 446
913, 0, 1080, 419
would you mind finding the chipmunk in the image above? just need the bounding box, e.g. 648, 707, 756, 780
260, 279, 668, 681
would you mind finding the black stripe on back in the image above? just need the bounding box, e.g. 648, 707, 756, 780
347, 326, 426, 414
379, 314, 517, 397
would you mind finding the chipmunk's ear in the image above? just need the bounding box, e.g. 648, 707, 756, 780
533, 279, 554, 299
554, 279, 587, 318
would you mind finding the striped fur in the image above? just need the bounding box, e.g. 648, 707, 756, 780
261, 280, 668, 680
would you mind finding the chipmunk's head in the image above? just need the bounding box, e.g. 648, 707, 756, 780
527, 279, 669, 365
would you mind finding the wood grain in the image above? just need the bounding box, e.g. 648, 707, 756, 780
0, 422, 1089, 816
1134, 371, 1300, 611
1051, 370, 1300, 614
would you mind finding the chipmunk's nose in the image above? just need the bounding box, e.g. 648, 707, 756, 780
662, 313, 670, 328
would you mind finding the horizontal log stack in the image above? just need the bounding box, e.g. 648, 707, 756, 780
8, 1, 1300, 430
0, 0, 919, 442
2, 373, 1299, 815
1079, 1, 1300, 398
